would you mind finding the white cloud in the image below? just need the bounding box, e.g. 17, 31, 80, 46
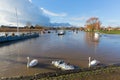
107, 19, 120, 23
70, 17, 88, 21
29, 0, 32, 3
41, 8, 67, 17
105, 19, 120, 26
0, 0, 50, 26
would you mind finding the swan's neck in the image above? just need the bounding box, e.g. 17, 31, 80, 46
89, 57, 91, 67
27, 58, 30, 68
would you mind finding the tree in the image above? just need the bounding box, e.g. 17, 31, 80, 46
86, 17, 101, 31
26, 22, 33, 33
26, 22, 32, 28
35, 24, 44, 29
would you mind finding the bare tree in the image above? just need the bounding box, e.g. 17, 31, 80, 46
26, 22, 32, 33
86, 17, 101, 31
26, 22, 32, 28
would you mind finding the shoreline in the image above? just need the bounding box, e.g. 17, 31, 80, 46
0, 29, 42, 32
99, 30, 120, 34
1, 64, 120, 80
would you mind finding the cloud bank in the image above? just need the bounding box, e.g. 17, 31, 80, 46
0, 0, 50, 26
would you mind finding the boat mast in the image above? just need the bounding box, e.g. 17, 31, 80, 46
15, 8, 19, 35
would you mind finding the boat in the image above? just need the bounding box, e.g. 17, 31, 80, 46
0, 8, 39, 43
58, 30, 65, 35
0, 32, 39, 43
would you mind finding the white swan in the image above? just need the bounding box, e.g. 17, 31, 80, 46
27, 57, 38, 68
94, 32, 100, 39
52, 60, 75, 70
52, 60, 64, 68
88, 57, 100, 67
58, 63, 75, 70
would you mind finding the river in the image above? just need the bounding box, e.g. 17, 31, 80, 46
0, 31, 120, 77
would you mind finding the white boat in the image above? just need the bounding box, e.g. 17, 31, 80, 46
58, 30, 65, 35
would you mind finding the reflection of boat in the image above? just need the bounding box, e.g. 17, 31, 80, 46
52, 60, 76, 70
58, 31, 65, 35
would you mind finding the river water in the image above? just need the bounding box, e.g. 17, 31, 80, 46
0, 31, 120, 77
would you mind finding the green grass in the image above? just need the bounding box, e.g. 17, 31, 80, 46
1, 66, 120, 80
39, 67, 120, 80
100, 30, 120, 34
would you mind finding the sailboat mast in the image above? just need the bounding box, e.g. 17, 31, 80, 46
15, 8, 19, 35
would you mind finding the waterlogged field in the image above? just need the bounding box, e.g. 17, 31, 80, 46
0, 31, 120, 77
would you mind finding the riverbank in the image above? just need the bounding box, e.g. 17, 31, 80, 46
0, 28, 42, 32
41, 66, 120, 80
100, 30, 120, 34
1, 65, 120, 80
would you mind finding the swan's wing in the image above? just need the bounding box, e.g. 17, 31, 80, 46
90, 60, 100, 66
29, 59, 38, 67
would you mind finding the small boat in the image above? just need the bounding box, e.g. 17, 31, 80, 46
58, 31, 65, 35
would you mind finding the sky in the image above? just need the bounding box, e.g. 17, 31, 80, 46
0, 0, 120, 27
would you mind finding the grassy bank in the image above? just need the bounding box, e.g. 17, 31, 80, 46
40, 67, 120, 80
1, 66, 120, 80
100, 30, 120, 34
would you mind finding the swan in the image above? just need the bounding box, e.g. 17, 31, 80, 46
94, 32, 100, 39
88, 57, 100, 67
52, 60, 64, 68
59, 63, 75, 70
27, 57, 38, 68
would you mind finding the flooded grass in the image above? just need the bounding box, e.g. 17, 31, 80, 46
100, 30, 120, 34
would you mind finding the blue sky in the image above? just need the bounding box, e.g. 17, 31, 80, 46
32, 0, 120, 27
0, 0, 120, 27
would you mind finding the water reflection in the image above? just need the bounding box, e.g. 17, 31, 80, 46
58, 35, 64, 40
85, 32, 100, 48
